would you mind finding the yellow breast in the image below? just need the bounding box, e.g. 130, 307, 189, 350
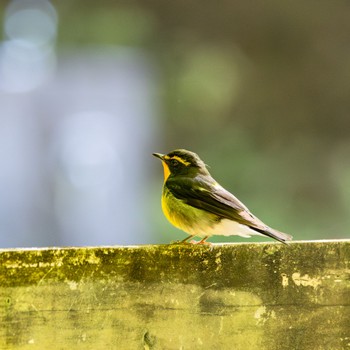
161, 187, 185, 230
161, 191, 177, 227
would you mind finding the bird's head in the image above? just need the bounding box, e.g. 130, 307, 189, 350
153, 149, 209, 180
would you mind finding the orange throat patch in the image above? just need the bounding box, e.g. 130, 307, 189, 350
162, 161, 171, 181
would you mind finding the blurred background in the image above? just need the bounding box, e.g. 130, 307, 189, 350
0, 0, 349, 247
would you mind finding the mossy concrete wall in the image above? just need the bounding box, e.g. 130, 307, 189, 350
0, 240, 349, 349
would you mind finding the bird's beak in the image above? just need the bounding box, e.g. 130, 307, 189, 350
153, 153, 165, 161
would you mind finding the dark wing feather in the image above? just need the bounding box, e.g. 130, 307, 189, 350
166, 175, 292, 243
166, 176, 259, 227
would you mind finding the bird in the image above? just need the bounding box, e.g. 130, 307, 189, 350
153, 149, 292, 244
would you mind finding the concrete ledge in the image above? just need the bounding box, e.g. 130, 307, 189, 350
0, 240, 349, 349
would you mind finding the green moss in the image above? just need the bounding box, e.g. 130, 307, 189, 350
0, 240, 349, 349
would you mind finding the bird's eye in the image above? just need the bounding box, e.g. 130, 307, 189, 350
170, 159, 179, 167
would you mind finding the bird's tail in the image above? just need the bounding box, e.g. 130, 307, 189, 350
250, 226, 293, 245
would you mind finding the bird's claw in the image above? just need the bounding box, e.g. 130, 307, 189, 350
190, 239, 212, 246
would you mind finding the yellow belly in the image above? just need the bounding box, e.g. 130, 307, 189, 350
161, 186, 216, 235
161, 190, 184, 230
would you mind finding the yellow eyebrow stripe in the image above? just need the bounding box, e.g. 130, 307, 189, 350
164, 155, 190, 166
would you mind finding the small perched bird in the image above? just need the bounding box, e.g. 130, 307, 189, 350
153, 149, 292, 244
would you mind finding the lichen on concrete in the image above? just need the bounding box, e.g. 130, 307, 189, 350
0, 240, 349, 349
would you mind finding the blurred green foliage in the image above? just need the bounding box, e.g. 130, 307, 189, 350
55, 0, 350, 242
3, 0, 349, 242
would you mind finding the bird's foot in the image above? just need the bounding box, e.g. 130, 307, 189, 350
189, 239, 212, 246
170, 240, 192, 245
170, 235, 211, 245
170, 235, 196, 244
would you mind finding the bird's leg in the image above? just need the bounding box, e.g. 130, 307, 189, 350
195, 236, 211, 245
173, 235, 211, 245
180, 235, 196, 243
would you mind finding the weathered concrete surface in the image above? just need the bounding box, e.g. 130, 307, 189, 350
0, 240, 349, 350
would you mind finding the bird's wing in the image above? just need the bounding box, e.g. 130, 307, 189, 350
166, 176, 265, 229
166, 176, 292, 243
